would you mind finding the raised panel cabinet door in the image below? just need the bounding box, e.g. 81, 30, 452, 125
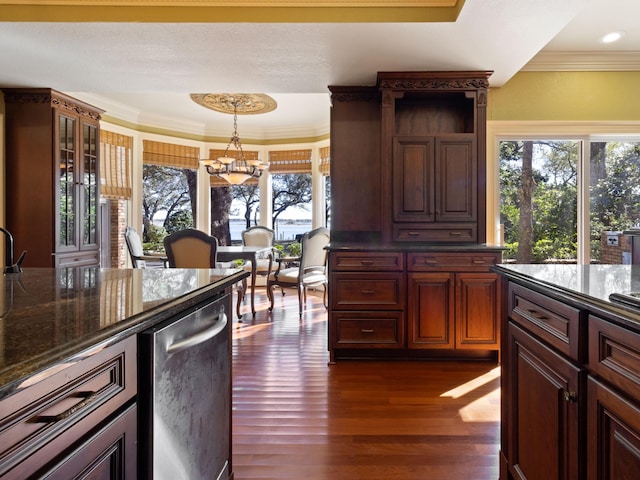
435, 136, 476, 223
392, 136, 435, 223
407, 272, 454, 349
587, 377, 640, 480
508, 323, 584, 480
456, 272, 499, 349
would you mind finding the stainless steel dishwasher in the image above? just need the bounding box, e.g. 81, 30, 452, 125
138, 292, 231, 480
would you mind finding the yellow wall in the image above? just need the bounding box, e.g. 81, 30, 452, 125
488, 71, 640, 121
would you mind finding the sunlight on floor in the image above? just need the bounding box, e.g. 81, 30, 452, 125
440, 366, 500, 399
439, 366, 501, 423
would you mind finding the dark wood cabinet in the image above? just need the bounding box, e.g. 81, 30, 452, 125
0, 337, 137, 480
392, 134, 477, 242
3, 88, 103, 268
507, 322, 584, 480
407, 254, 500, 351
327, 71, 499, 361
499, 275, 640, 480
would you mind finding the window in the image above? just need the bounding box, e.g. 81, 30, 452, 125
499, 140, 579, 263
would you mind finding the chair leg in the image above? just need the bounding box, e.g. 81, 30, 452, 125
267, 282, 275, 311
322, 283, 328, 309
236, 282, 243, 319
297, 284, 303, 317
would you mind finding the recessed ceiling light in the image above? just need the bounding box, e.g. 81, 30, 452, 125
600, 31, 625, 44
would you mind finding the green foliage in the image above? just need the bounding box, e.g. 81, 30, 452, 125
143, 224, 166, 253
164, 210, 193, 234
287, 242, 302, 257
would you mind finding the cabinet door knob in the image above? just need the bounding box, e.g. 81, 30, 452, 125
563, 391, 577, 403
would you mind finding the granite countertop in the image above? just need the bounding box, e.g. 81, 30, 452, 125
0, 267, 248, 397
493, 263, 640, 326
327, 242, 506, 251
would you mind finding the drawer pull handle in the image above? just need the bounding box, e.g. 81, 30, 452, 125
423, 259, 438, 265
34, 391, 99, 423
563, 391, 577, 403
449, 232, 463, 236
360, 260, 374, 266
408, 232, 420, 236
361, 290, 375, 294
360, 329, 374, 334
527, 309, 548, 321
472, 259, 485, 264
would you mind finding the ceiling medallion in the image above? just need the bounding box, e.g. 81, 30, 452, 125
190, 93, 277, 115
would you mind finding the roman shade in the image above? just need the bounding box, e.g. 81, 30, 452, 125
268, 149, 312, 174
143, 140, 199, 169
100, 130, 133, 199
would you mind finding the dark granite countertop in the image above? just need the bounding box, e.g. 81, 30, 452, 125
493, 263, 640, 329
326, 242, 505, 252
0, 267, 248, 398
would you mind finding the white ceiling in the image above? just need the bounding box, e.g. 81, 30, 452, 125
1, 0, 639, 140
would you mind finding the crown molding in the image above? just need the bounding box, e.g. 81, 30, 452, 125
522, 51, 640, 72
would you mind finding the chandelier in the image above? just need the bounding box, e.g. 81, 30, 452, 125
193, 93, 275, 185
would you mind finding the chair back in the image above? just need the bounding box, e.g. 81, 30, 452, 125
242, 226, 275, 248
163, 229, 218, 268
124, 226, 146, 268
299, 227, 330, 276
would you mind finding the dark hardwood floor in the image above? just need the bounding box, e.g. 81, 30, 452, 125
232, 287, 500, 480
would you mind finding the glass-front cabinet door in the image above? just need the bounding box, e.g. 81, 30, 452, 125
58, 113, 77, 251
82, 122, 99, 250
55, 108, 100, 265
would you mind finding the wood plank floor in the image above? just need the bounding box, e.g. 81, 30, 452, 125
232, 287, 500, 480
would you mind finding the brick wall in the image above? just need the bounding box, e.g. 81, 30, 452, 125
600, 231, 630, 264
110, 199, 128, 268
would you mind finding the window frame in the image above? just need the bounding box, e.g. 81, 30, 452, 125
487, 121, 640, 264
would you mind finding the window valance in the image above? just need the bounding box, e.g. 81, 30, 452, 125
268, 149, 312, 174
143, 140, 199, 169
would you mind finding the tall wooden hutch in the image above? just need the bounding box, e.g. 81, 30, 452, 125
328, 71, 503, 362
3, 88, 103, 268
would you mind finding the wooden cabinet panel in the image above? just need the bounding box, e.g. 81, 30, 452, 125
436, 136, 477, 223
0, 337, 137, 480
408, 252, 500, 271
331, 311, 404, 348
392, 137, 435, 223
38, 404, 137, 480
587, 377, 640, 480
588, 314, 640, 400
456, 273, 500, 348
508, 282, 585, 362
331, 273, 404, 310
507, 322, 584, 480
330, 251, 403, 271
408, 272, 455, 348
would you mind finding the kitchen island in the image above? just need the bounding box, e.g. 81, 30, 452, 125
0, 266, 247, 480
494, 264, 640, 480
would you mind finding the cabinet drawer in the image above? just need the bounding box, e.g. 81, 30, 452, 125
0, 337, 137, 480
589, 315, 640, 401
508, 282, 585, 361
407, 252, 500, 271
331, 273, 405, 310
332, 312, 404, 347
330, 251, 404, 272
393, 223, 477, 243
55, 251, 100, 268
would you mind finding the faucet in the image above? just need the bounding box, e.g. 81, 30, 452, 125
0, 227, 27, 273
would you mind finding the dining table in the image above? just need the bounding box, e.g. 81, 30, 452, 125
217, 245, 274, 317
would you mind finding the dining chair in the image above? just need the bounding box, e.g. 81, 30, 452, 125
241, 225, 275, 280
124, 226, 168, 268
266, 227, 330, 317
163, 228, 218, 268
